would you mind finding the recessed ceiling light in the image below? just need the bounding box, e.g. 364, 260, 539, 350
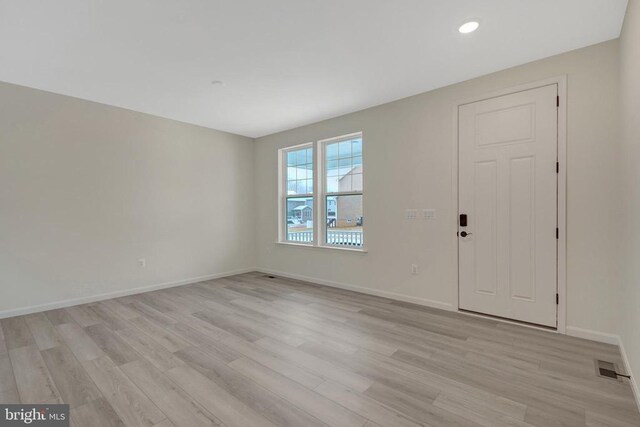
459, 21, 480, 34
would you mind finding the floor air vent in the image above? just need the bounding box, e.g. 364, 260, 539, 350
595, 360, 622, 381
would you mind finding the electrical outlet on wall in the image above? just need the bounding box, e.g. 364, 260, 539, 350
138, 258, 146, 268
411, 264, 418, 275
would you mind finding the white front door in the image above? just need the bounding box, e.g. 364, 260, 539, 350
458, 84, 558, 327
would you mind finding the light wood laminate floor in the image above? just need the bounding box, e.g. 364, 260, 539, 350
1, 272, 638, 426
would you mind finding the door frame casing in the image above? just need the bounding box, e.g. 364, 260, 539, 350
451, 76, 567, 334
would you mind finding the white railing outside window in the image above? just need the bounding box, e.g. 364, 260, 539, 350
287, 230, 363, 246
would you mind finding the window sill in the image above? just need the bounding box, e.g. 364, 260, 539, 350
275, 241, 368, 253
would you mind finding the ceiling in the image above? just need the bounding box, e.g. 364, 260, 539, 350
0, 0, 628, 138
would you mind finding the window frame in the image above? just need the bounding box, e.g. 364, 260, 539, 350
278, 132, 365, 251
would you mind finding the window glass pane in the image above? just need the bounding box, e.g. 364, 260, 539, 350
325, 137, 363, 193
297, 168, 307, 180
286, 197, 314, 243
326, 143, 338, 160
287, 151, 297, 167
296, 150, 307, 165
326, 195, 363, 247
286, 147, 313, 195
352, 173, 363, 192
339, 158, 351, 169
339, 175, 352, 192
326, 176, 340, 193
296, 180, 307, 195
339, 141, 351, 157
326, 160, 339, 175
352, 139, 362, 156
306, 179, 313, 194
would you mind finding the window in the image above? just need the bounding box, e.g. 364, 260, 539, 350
323, 135, 363, 247
279, 133, 364, 249
284, 145, 314, 243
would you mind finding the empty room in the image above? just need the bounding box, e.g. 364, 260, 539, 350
1, 0, 640, 426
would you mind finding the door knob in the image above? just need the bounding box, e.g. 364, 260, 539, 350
460, 231, 472, 237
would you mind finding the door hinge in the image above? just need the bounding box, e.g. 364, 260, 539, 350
556, 293, 559, 304
556, 95, 560, 107
556, 228, 559, 239
556, 162, 559, 173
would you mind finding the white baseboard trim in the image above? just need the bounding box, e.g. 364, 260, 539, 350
565, 326, 620, 345
0, 267, 255, 320
618, 335, 640, 412
257, 268, 454, 312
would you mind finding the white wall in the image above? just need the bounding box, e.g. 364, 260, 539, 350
618, 0, 640, 402
0, 81, 256, 315
255, 40, 621, 336
0, 34, 628, 354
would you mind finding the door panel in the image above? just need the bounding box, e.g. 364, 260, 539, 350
473, 161, 498, 295
458, 85, 558, 327
509, 156, 535, 301
476, 103, 535, 147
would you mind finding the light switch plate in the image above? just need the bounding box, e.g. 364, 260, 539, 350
423, 209, 436, 220
406, 209, 418, 220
